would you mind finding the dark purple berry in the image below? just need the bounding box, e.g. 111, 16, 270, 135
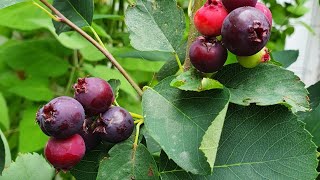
73, 77, 114, 116
36, 96, 85, 139
78, 118, 101, 150
189, 36, 228, 73
94, 106, 134, 143
222, 0, 257, 12
45, 134, 85, 171
221, 7, 271, 56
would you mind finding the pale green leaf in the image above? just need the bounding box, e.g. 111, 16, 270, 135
0, 93, 9, 130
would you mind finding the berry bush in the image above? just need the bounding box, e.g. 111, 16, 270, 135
0, 0, 319, 179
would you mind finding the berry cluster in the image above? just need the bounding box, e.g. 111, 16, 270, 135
36, 77, 134, 171
190, 0, 272, 72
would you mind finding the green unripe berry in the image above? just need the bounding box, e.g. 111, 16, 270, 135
236, 47, 270, 68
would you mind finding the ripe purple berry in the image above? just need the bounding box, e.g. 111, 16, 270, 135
78, 118, 101, 150
221, 7, 271, 56
222, 0, 257, 12
255, 2, 272, 26
73, 77, 114, 116
94, 106, 134, 143
45, 134, 85, 171
189, 36, 228, 73
36, 96, 85, 139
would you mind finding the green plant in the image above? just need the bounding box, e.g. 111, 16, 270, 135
0, 0, 319, 179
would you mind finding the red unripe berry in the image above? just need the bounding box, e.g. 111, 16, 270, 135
255, 2, 272, 26
194, 0, 228, 37
44, 134, 85, 171
189, 36, 228, 73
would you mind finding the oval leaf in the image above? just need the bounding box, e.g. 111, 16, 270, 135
0, 0, 29, 9
53, 0, 94, 34
170, 69, 223, 92
70, 143, 109, 180
215, 63, 309, 112
142, 76, 230, 175
271, 50, 299, 68
125, 0, 185, 52
96, 141, 159, 180
0, 153, 54, 180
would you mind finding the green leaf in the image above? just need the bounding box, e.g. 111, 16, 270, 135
199, 102, 229, 171
0, 40, 70, 78
0, 153, 54, 180
215, 63, 309, 112
0, 0, 29, 9
160, 105, 318, 179
112, 48, 172, 61
125, 0, 185, 52
0, 2, 51, 30
83, 64, 137, 98
117, 58, 165, 73
19, 107, 49, 153
52, 0, 94, 34
8, 77, 54, 101
307, 81, 320, 110
0, 129, 11, 175
304, 105, 320, 146
142, 76, 230, 175
271, 50, 299, 68
211, 105, 318, 179
0, 93, 9, 130
70, 143, 109, 180
170, 69, 223, 92
96, 141, 159, 180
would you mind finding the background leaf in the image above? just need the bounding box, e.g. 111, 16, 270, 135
215, 64, 309, 112
18, 107, 48, 153
0, 0, 29, 9
271, 50, 299, 68
53, 0, 94, 34
142, 76, 230, 175
0, 153, 54, 180
96, 141, 159, 180
0, 92, 9, 130
125, 0, 185, 52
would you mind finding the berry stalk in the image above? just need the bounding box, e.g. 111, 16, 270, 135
38, 0, 143, 96
183, 0, 204, 71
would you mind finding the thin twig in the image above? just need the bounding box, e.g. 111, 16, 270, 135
39, 0, 143, 96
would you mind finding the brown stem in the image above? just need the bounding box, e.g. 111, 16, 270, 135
39, 0, 143, 96
183, 0, 205, 71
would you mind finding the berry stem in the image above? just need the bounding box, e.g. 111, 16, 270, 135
131, 112, 143, 120
32, 1, 60, 22
38, 0, 143, 96
133, 119, 144, 149
89, 26, 106, 50
183, 0, 204, 71
174, 52, 184, 73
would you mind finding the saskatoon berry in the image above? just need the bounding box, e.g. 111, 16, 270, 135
94, 106, 134, 143
222, 0, 257, 12
221, 7, 271, 56
45, 134, 85, 171
194, 0, 228, 37
73, 77, 114, 116
36, 96, 85, 139
78, 118, 101, 150
189, 36, 227, 73
237, 47, 270, 68
255, 2, 272, 26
